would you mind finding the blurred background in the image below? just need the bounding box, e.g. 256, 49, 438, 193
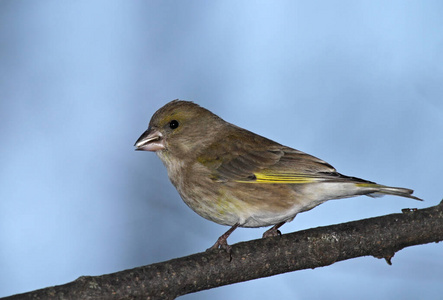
1, 1, 442, 299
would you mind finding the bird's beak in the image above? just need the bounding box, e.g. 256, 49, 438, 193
134, 129, 165, 151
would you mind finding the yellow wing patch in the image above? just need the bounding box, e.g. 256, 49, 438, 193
236, 171, 318, 184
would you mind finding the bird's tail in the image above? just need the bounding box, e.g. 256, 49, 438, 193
356, 183, 422, 201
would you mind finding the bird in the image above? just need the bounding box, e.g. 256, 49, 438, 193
134, 100, 422, 252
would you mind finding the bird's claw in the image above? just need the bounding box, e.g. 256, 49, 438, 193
207, 236, 232, 253
206, 223, 239, 257
262, 222, 285, 238
207, 237, 233, 261
262, 227, 282, 238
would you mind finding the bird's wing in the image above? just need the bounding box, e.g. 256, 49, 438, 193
246, 148, 335, 184
196, 135, 283, 181
197, 131, 363, 184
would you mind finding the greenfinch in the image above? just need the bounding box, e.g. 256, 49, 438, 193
135, 100, 421, 251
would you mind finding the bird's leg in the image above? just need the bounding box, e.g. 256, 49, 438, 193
262, 221, 285, 238
207, 223, 239, 253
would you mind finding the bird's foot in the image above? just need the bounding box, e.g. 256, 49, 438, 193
207, 236, 232, 254
262, 222, 285, 238
206, 223, 239, 256
262, 228, 282, 238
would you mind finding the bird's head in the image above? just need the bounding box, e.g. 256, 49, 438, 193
134, 100, 225, 160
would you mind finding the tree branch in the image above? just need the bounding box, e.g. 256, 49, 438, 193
4, 201, 443, 300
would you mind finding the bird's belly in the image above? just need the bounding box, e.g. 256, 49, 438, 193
177, 180, 308, 228
178, 188, 250, 226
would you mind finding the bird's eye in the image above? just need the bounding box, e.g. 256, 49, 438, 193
169, 120, 179, 129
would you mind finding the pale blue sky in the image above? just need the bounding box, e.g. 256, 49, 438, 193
1, 1, 442, 299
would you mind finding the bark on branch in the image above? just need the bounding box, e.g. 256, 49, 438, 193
4, 201, 443, 300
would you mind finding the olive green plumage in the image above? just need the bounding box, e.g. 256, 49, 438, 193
135, 100, 421, 250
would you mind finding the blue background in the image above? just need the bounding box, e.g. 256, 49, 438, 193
1, 1, 442, 299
